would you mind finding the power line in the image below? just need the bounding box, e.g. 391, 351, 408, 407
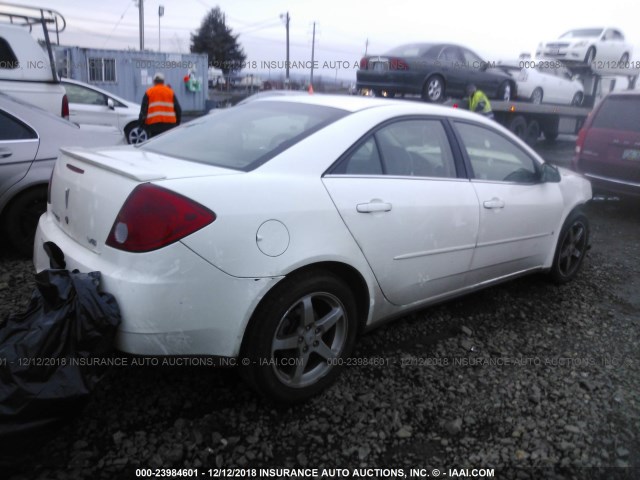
103, 0, 134, 48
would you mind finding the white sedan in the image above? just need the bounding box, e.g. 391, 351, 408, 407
0, 92, 124, 256
501, 60, 584, 105
537, 27, 632, 65
61, 78, 147, 144
34, 95, 592, 402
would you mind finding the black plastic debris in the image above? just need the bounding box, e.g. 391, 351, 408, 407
0, 269, 120, 448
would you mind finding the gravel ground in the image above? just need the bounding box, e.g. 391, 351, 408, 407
1, 146, 639, 479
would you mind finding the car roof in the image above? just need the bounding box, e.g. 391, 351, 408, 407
241, 93, 496, 123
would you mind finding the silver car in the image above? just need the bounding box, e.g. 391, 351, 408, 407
0, 92, 124, 255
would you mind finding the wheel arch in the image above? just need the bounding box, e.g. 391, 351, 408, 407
239, 260, 371, 356
0, 181, 48, 225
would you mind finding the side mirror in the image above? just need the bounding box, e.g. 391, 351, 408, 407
107, 98, 115, 110
479, 62, 488, 72
540, 162, 561, 183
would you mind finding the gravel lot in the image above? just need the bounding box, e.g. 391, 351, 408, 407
1, 138, 639, 480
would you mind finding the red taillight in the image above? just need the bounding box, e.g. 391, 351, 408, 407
106, 184, 216, 253
61, 94, 69, 119
47, 164, 55, 204
359, 57, 368, 70
390, 58, 409, 70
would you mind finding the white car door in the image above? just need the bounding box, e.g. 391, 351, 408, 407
323, 119, 480, 306
0, 110, 39, 197
63, 82, 117, 128
452, 121, 564, 284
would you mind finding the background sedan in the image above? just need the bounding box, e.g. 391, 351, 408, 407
62, 78, 146, 144
35, 95, 591, 402
500, 59, 584, 105
0, 92, 124, 255
357, 43, 516, 102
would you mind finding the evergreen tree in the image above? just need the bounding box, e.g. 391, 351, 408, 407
190, 7, 246, 75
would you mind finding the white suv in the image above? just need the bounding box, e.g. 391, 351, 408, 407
0, 8, 68, 118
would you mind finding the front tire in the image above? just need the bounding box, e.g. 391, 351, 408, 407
549, 210, 590, 284
125, 124, 148, 144
241, 270, 358, 403
571, 92, 583, 106
499, 81, 512, 101
584, 47, 596, 65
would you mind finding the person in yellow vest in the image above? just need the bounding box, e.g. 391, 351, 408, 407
466, 84, 494, 119
139, 72, 182, 138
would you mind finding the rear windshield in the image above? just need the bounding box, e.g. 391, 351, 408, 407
385, 44, 436, 58
560, 29, 602, 38
140, 101, 348, 171
592, 96, 640, 132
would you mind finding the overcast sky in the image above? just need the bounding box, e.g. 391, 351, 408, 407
12, 0, 640, 82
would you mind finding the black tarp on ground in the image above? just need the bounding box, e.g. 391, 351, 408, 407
0, 269, 120, 452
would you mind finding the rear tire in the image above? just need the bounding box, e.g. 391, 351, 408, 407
422, 75, 445, 102
525, 119, 541, 146
549, 210, 590, 284
507, 115, 527, 140
530, 88, 543, 104
241, 270, 358, 403
2, 187, 47, 257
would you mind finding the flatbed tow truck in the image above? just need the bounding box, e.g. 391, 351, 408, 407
450, 63, 640, 145
362, 62, 639, 146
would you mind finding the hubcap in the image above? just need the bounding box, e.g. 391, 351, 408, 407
428, 79, 442, 100
558, 221, 587, 277
271, 292, 348, 388
503, 85, 511, 100
532, 90, 542, 104
129, 127, 148, 144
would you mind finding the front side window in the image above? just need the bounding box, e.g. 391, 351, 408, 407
455, 122, 538, 183
64, 83, 107, 105
332, 119, 457, 178
0, 111, 37, 141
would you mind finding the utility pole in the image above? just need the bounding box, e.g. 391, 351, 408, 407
310, 21, 316, 88
158, 5, 164, 52
280, 12, 290, 88
137, 0, 144, 51
365, 38, 369, 56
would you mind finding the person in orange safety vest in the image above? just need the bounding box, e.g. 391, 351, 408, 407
138, 72, 182, 138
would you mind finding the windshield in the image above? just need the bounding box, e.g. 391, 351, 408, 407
140, 101, 348, 171
560, 29, 603, 38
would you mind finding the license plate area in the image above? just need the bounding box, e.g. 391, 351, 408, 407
622, 149, 640, 161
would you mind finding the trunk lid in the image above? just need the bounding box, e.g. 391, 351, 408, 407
49, 147, 240, 253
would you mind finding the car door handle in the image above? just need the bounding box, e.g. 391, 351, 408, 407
0, 148, 12, 159
483, 198, 505, 209
356, 202, 392, 213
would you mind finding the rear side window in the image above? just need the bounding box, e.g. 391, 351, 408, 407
0, 37, 19, 69
592, 97, 640, 132
141, 101, 348, 171
0, 111, 37, 140
331, 119, 457, 178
